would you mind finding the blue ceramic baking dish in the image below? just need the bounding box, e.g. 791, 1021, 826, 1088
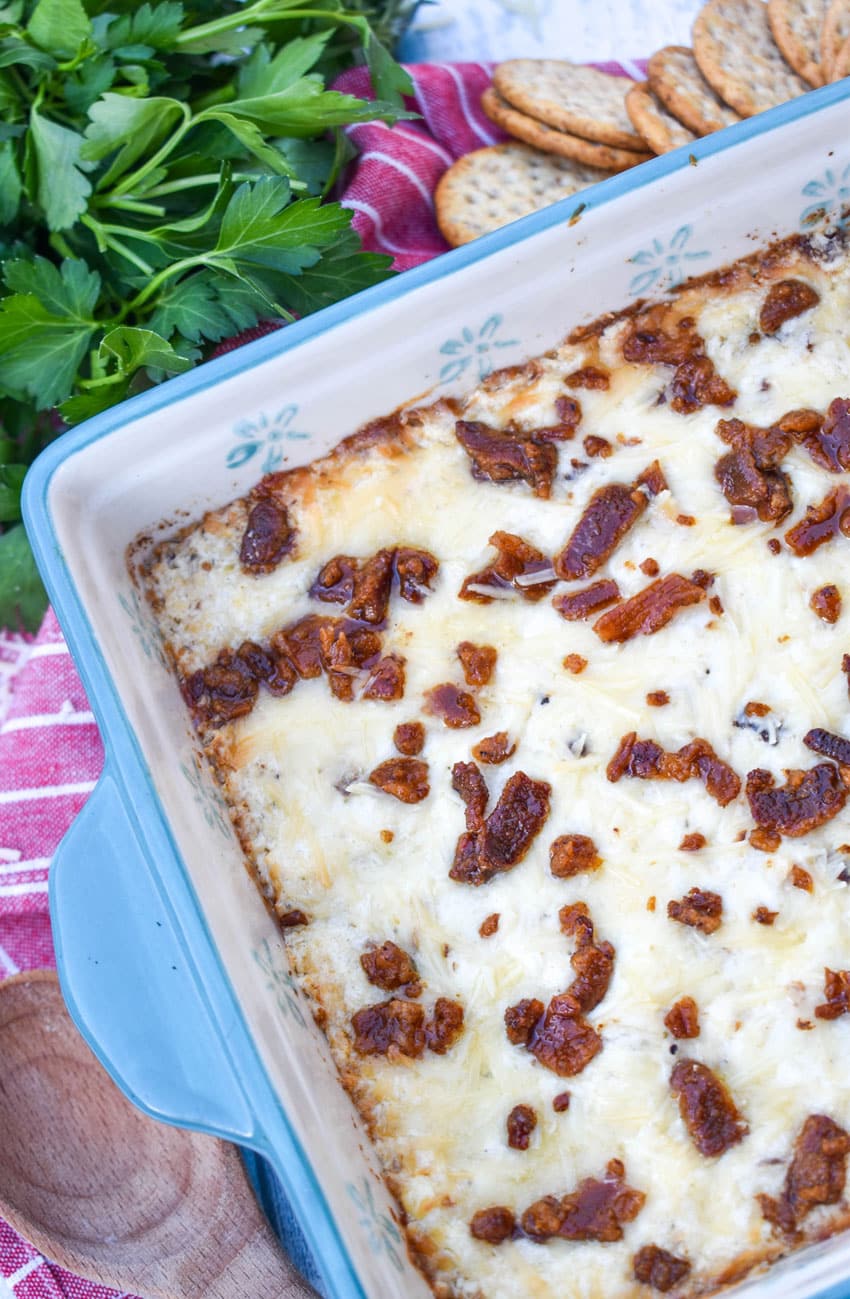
23, 78, 850, 1299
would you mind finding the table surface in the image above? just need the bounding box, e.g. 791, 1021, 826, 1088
398, 0, 703, 63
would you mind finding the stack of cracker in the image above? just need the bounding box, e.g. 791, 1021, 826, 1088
436, 0, 849, 247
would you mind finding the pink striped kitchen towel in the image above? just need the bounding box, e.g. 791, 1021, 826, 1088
0, 58, 640, 1299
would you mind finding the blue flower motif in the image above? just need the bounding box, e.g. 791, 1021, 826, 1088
800, 163, 850, 231
118, 590, 166, 667
253, 937, 307, 1028
227, 404, 311, 473
347, 1176, 404, 1272
180, 754, 230, 840
438, 314, 519, 385
628, 225, 711, 297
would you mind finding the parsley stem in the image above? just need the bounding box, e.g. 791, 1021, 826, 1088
175, 4, 363, 48
108, 107, 193, 200
94, 197, 167, 217
117, 256, 201, 319
82, 215, 157, 276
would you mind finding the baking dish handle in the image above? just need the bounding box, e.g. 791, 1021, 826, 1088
49, 766, 258, 1144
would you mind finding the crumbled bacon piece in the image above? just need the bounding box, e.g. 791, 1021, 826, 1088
804, 727, 850, 766
753, 906, 778, 926
633, 1244, 692, 1292
425, 997, 464, 1054
507, 1104, 537, 1150
786, 487, 850, 557
584, 435, 612, 458
563, 654, 588, 675
606, 733, 740, 806
636, 461, 668, 496
622, 309, 736, 413
594, 575, 706, 643
670, 1059, 748, 1156
361, 941, 419, 993
272, 614, 336, 679
184, 651, 259, 727
470, 1207, 515, 1244
550, 834, 602, 878
800, 398, 850, 473
347, 548, 394, 624
352, 998, 425, 1057
239, 499, 296, 574
647, 690, 669, 707
746, 700, 771, 717
459, 531, 556, 603
521, 1160, 645, 1242
280, 909, 309, 928
750, 827, 781, 853
362, 654, 406, 702
562, 933, 615, 1014
533, 395, 583, 441
759, 279, 820, 334
566, 365, 610, 390
457, 641, 497, 687
554, 483, 647, 581
455, 419, 557, 498
714, 416, 795, 525
424, 684, 481, 728
679, 833, 707, 851
473, 731, 516, 765
524, 1003, 601, 1078
319, 625, 381, 701
479, 912, 500, 938
236, 640, 298, 697
553, 1091, 571, 1112
790, 865, 813, 892
668, 889, 723, 934
553, 579, 621, 621
810, 584, 842, 623
451, 771, 551, 886
369, 758, 430, 804
746, 764, 848, 838
670, 356, 736, 414
758, 1114, 850, 1235
452, 761, 489, 830
310, 554, 357, 604
394, 721, 424, 756
641, 557, 660, 577
504, 998, 545, 1046
394, 547, 439, 603
815, 968, 850, 1019
665, 996, 700, 1039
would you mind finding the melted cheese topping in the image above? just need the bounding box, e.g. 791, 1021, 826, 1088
146, 243, 850, 1299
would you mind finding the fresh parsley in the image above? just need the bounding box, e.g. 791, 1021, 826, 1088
0, 0, 424, 630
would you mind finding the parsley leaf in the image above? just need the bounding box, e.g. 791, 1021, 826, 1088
0, 523, 47, 632
27, 107, 93, 230
0, 462, 25, 522
27, 0, 92, 56
0, 258, 100, 408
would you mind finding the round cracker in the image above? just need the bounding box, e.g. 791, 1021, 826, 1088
767, 0, 827, 85
493, 59, 646, 150
434, 142, 612, 247
693, 0, 809, 116
625, 82, 698, 154
648, 45, 742, 134
481, 86, 651, 172
822, 0, 850, 76
833, 29, 850, 73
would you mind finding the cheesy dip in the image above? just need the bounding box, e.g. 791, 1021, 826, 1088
143, 232, 850, 1299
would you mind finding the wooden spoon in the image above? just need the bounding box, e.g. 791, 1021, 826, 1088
0, 970, 317, 1299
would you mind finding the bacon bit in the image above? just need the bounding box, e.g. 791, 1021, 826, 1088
553, 578, 621, 621
521, 1160, 645, 1243
676, 513, 696, 527
424, 683, 481, 729
607, 733, 740, 806
786, 487, 850, 556
647, 896, 657, 912
797, 1019, 814, 1031
507, 1104, 537, 1150
361, 941, 419, 993
636, 461, 668, 496
239, 499, 296, 574
563, 654, 588, 675
233, 641, 296, 700
560, 909, 615, 1013
352, 998, 425, 1058
670, 1059, 748, 1156
459, 531, 556, 604
753, 906, 778, 926
553, 1091, 571, 1112
795, 398, 850, 473
633, 1244, 692, 1292
566, 365, 610, 390
319, 625, 382, 702
271, 614, 335, 679
369, 758, 430, 804
622, 308, 735, 413
815, 968, 850, 1019
455, 419, 557, 498
746, 764, 848, 838
759, 279, 820, 334
679, 833, 707, 851
380, 830, 393, 844
452, 761, 490, 830
665, 996, 700, 1040
450, 770, 552, 886
640, 557, 660, 577
750, 827, 781, 853
533, 395, 584, 441
346, 549, 394, 624
470, 1207, 515, 1244
480, 912, 500, 938
670, 355, 736, 414
746, 701, 771, 717
554, 483, 647, 581
394, 721, 424, 756
790, 865, 813, 892
184, 650, 261, 728
810, 584, 842, 624
394, 547, 439, 603
714, 416, 795, 525
709, 596, 724, 616
647, 690, 670, 707
310, 554, 357, 604
804, 727, 850, 765
362, 653, 406, 702
584, 435, 613, 458
549, 834, 602, 878
767, 538, 782, 555
425, 997, 465, 1054
668, 889, 723, 934
280, 909, 309, 928
758, 1114, 850, 1235
473, 731, 516, 765
594, 574, 705, 644
457, 641, 497, 688
505, 998, 546, 1045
